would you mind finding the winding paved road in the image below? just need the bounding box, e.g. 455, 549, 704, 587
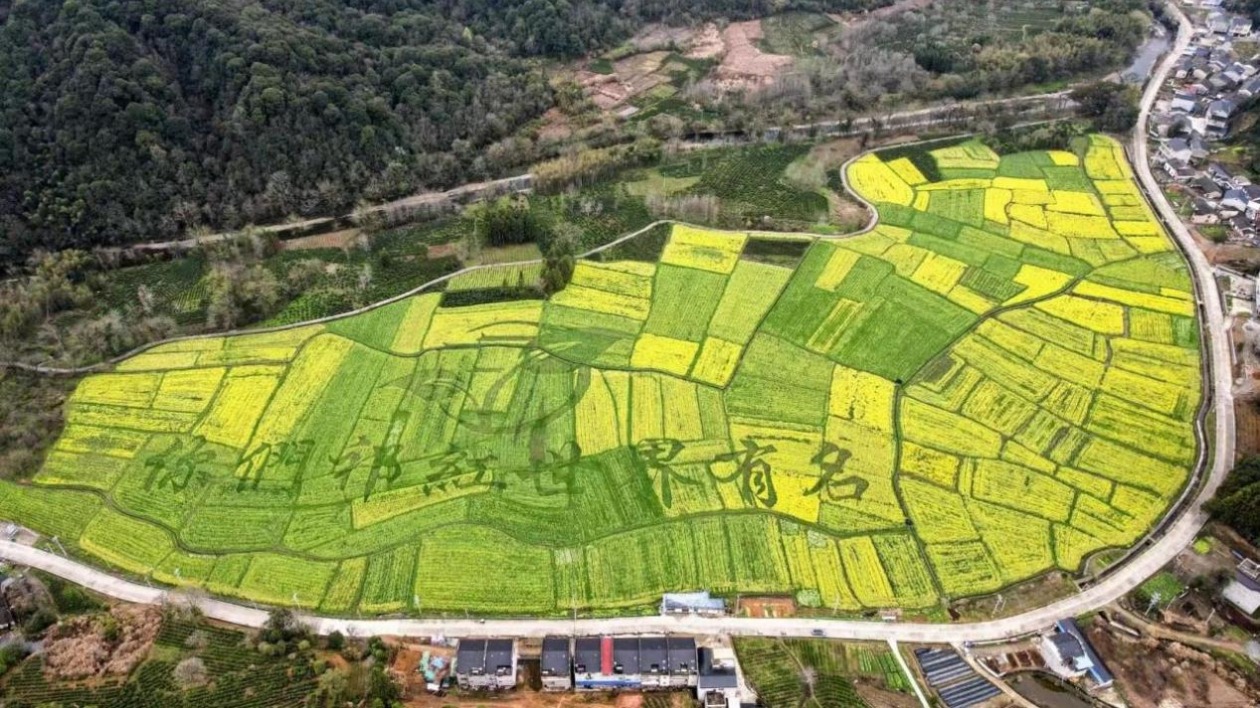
0, 4, 1236, 642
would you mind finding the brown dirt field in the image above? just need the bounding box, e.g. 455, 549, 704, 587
426, 242, 459, 260
1086, 624, 1257, 708
279, 228, 362, 251
1235, 396, 1260, 457
737, 596, 797, 618
578, 52, 670, 111
538, 108, 574, 143
713, 21, 792, 91
685, 23, 724, 60
627, 25, 693, 53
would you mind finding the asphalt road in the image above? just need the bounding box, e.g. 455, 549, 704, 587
0, 5, 1235, 642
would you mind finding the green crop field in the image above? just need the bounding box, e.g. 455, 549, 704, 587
734, 638, 911, 708
0, 135, 1201, 615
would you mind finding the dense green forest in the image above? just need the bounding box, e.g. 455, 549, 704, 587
1207, 456, 1260, 543
0, 0, 890, 265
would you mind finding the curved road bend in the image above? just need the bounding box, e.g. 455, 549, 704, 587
0, 5, 1236, 642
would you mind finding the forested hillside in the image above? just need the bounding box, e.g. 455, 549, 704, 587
0, 0, 888, 264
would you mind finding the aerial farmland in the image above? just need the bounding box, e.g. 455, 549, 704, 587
0, 135, 1202, 617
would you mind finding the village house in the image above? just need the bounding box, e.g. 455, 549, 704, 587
1161, 137, 1192, 164
1192, 175, 1224, 199
1191, 198, 1221, 224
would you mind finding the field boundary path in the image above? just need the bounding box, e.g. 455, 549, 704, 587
0, 2, 1235, 644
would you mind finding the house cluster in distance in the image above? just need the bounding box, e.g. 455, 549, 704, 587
1154, 1, 1260, 243
457, 635, 743, 708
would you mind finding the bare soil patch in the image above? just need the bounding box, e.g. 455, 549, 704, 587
1236, 396, 1260, 458
737, 596, 797, 618
685, 23, 725, 60
577, 51, 670, 110
627, 24, 693, 54
537, 108, 574, 143
713, 20, 792, 91
1086, 623, 1258, 708
854, 683, 920, 708
279, 228, 362, 251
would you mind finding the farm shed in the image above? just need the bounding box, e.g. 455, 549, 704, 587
661, 591, 727, 616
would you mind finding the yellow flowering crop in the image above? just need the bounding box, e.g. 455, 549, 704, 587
1035, 295, 1126, 335
1113, 220, 1159, 236
74, 372, 162, 408
887, 157, 928, 185
915, 178, 993, 191
630, 333, 699, 377
423, 301, 543, 348
1008, 203, 1048, 229
1073, 281, 1194, 316
946, 284, 996, 315
900, 441, 959, 487
195, 367, 283, 448
1048, 150, 1079, 166
151, 367, 226, 413
115, 350, 201, 372
829, 365, 895, 433
815, 246, 863, 290
570, 260, 655, 298
901, 398, 1002, 458
691, 337, 744, 386
1005, 264, 1073, 306
388, 293, 440, 355
910, 252, 967, 295
1047, 190, 1106, 216
837, 536, 896, 607
993, 177, 1049, 192
930, 141, 1000, 170
847, 154, 915, 206
574, 369, 627, 455
984, 188, 1012, 223
660, 224, 747, 274
1045, 212, 1119, 239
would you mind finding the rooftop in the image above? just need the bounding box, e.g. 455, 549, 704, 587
542, 636, 571, 677
1054, 619, 1113, 687
1224, 579, 1260, 614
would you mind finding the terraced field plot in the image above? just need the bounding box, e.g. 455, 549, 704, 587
1, 136, 1201, 614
